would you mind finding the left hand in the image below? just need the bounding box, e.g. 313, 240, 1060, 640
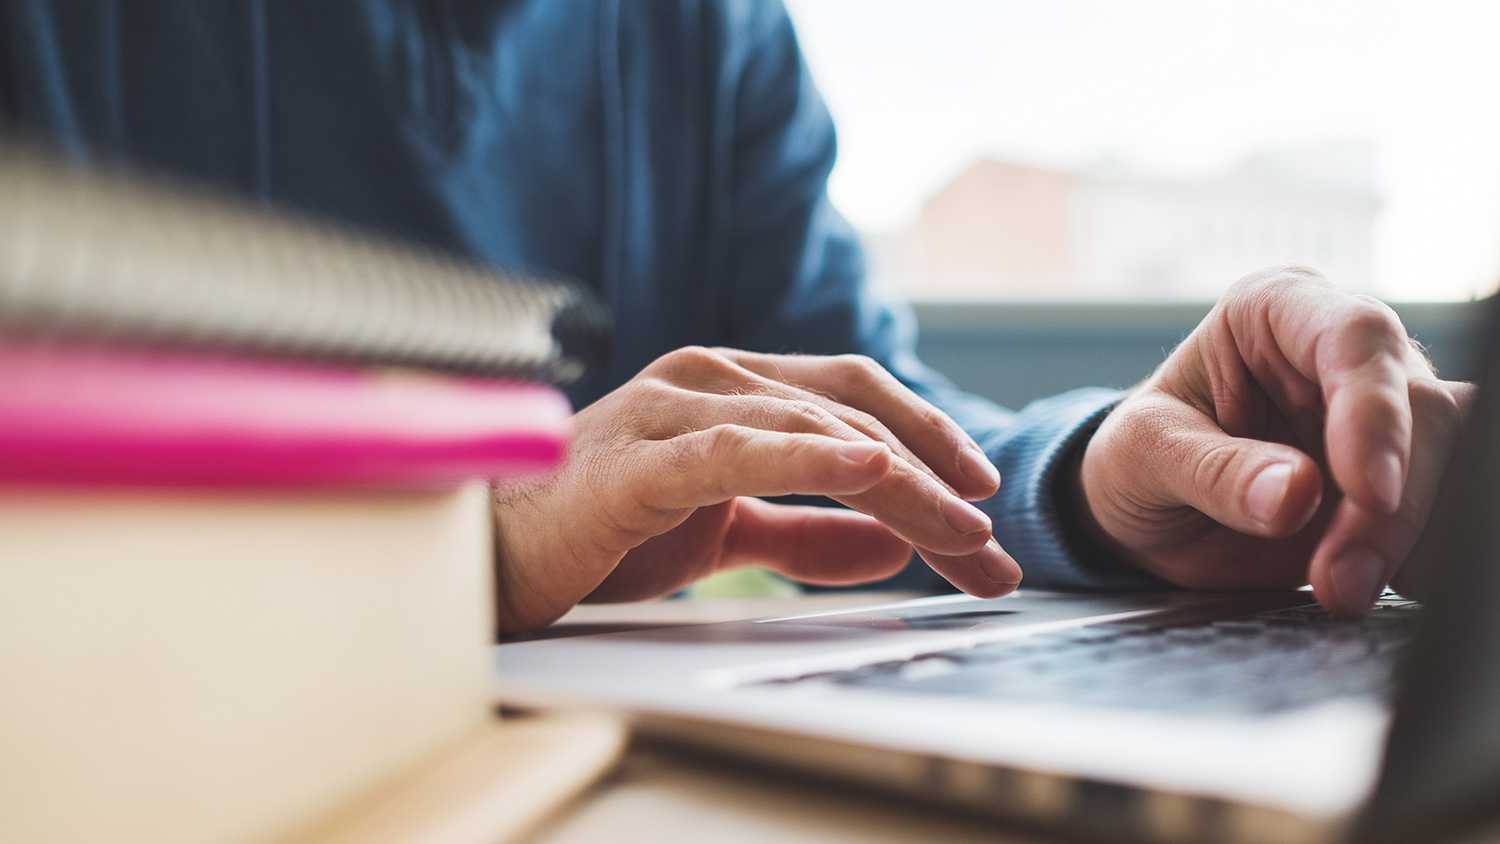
1077, 266, 1474, 615
490, 346, 1013, 632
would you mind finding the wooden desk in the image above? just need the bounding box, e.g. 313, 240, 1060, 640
513, 594, 1049, 844
523, 744, 1045, 844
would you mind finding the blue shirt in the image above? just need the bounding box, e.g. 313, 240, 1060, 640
1, 0, 1151, 591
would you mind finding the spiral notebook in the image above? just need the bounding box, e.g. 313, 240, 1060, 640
0, 145, 603, 487
0, 146, 611, 383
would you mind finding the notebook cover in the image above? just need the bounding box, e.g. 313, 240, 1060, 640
0, 146, 611, 382
0, 341, 572, 488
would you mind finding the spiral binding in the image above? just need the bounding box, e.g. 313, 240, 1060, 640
0, 147, 611, 383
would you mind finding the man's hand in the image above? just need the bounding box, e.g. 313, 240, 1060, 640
491, 347, 1018, 631
1080, 267, 1473, 616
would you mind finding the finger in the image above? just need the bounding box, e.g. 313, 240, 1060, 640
1224, 271, 1422, 514
716, 349, 1001, 500
722, 498, 915, 585
1125, 393, 1324, 537
647, 389, 996, 555
655, 386, 874, 448
1307, 380, 1472, 615
662, 385, 964, 504
638, 426, 894, 507
638, 371, 961, 499
830, 467, 995, 556
740, 380, 964, 498
915, 540, 1023, 599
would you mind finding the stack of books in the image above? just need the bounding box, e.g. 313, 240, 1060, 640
0, 149, 611, 843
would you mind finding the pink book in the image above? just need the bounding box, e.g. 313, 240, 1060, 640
0, 341, 572, 488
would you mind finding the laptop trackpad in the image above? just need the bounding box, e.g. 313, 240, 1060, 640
774, 607, 1023, 632
762, 590, 1295, 636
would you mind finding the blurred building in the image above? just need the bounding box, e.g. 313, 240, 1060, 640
871, 143, 1381, 300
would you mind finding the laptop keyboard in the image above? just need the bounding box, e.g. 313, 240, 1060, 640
758, 600, 1422, 716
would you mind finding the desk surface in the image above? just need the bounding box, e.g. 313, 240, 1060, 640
523, 744, 1043, 844
514, 593, 1046, 844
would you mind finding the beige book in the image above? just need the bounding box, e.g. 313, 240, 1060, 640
0, 482, 498, 843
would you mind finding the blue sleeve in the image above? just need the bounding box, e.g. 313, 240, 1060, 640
715, 1, 1160, 591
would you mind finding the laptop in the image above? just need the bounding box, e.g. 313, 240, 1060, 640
493, 298, 1500, 844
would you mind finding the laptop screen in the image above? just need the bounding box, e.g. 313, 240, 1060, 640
1356, 295, 1500, 842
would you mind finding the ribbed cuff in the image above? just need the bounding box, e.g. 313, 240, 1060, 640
981, 388, 1165, 591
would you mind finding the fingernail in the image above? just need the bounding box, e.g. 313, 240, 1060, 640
1330, 547, 1386, 613
959, 447, 1001, 489
1246, 463, 1292, 526
839, 441, 888, 466
1369, 450, 1404, 514
941, 496, 992, 535
979, 537, 1023, 585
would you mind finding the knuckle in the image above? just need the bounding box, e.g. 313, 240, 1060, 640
1229, 264, 1328, 300
840, 407, 883, 435
702, 423, 747, 461
784, 399, 836, 431
918, 405, 957, 437
662, 435, 698, 480
1324, 300, 1408, 374
699, 425, 750, 497
836, 353, 885, 383
1342, 297, 1405, 343
598, 391, 657, 439
629, 376, 675, 401
652, 345, 731, 379
788, 433, 828, 466
1274, 264, 1329, 284
744, 396, 784, 429
672, 344, 718, 364
918, 406, 970, 461
1190, 441, 1241, 499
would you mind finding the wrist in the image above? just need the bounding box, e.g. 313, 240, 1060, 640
490, 478, 571, 634
1061, 445, 1105, 552
1058, 429, 1144, 579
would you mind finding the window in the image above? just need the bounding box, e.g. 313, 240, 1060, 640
787, 0, 1500, 302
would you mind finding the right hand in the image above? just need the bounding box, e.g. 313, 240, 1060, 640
491, 346, 1020, 632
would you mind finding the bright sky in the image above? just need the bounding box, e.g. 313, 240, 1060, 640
785, 0, 1500, 300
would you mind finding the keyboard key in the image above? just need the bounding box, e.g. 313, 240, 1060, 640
1211, 619, 1267, 634
772, 604, 1423, 716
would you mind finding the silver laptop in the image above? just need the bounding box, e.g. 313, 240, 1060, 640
494, 301, 1500, 844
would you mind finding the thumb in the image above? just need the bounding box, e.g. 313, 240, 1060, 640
1144, 398, 1325, 537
